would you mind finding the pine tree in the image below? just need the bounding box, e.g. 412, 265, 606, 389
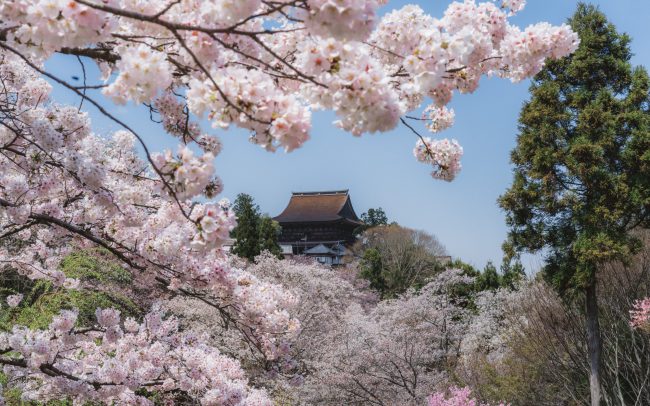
499, 4, 650, 404
231, 193, 261, 261
258, 216, 283, 259
500, 259, 525, 289
477, 261, 501, 291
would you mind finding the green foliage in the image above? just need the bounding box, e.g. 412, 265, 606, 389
59, 249, 132, 284
231, 193, 262, 261
356, 225, 446, 298
449, 259, 480, 278
440, 259, 525, 311
356, 207, 389, 235
477, 262, 501, 291
362, 207, 388, 226
0, 250, 140, 332
499, 3, 650, 292
501, 259, 526, 290
359, 248, 386, 293
449, 258, 524, 292
444, 259, 481, 305
0, 372, 25, 406
7, 289, 139, 331
0, 249, 142, 405
231, 193, 283, 261
460, 351, 574, 406
258, 216, 283, 259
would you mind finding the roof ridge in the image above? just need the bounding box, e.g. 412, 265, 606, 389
291, 190, 349, 196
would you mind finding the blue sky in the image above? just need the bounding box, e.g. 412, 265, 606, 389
45, 0, 650, 272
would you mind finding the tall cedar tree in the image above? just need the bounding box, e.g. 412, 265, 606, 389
258, 216, 283, 259
499, 4, 650, 405
231, 194, 261, 261
231, 194, 283, 261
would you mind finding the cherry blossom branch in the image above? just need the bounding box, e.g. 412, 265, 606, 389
0, 42, 193, 222
400, 117, 435, 159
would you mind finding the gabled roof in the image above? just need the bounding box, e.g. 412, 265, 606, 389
304, 244, 336, 255
273, 190, 363, 224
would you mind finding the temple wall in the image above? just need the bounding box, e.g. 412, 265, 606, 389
278, 222, 357, 245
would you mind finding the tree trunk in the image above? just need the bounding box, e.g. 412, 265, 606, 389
585, 279, 602, 406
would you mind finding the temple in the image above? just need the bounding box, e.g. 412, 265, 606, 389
273, 190, 364, 264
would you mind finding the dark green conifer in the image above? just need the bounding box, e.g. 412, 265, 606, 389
499, 5, 650, 404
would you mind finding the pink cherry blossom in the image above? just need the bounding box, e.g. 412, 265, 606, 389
414, 137, 464, 181
428, 386, 508, 406
6, 294, 23, 308
0, 1, 581, 403
423, 105, 456, 133
1, 307, 274, 405
631, 298, 650, 330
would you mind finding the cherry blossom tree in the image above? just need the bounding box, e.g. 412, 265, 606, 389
165, 253, 377, 397
428, 386, 507, 406
1, 307, 272, 404
0, 0, 579, 403
0, 49, 297, 404
461, 245, 650, 405
631, 298, 650, 332
296, 269, 474, 405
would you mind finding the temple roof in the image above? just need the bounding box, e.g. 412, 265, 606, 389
304, 244, 336, 255
273, 190, 363, 224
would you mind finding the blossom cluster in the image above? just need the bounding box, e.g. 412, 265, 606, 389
423, 105, 456, 133
0, 0, 578, 177
104, 44, 174, 104
296, 269, 475, 405
200, 0, 262, 26
301, 0, 383, 41
299, 39, 402, 136
414, 138, 464, 181
187, 66, 312, 152
500, 22, 579, 82
0, 49, 301, 402
153, 93, 224, 155
191, 201, 235, 249
0, 0, 583, 403
630, 298, 650, 331
501, 0, 526, 15
367, 1, 577, 173
152, 146, 218, 200
153, 93, 199, 139
6, 293, 23, 308
0, 307, 273, 405
165, 253, 377, 393
428, 386, 508, 406
0, 0, 115, 53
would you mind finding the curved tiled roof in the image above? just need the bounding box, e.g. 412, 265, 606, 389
273, 190, 363, 224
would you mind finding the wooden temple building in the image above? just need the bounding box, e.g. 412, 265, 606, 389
273, 190, 364, 265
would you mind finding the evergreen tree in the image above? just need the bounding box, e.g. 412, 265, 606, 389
357, 207, 390, 234
500, 259, 525, 289
258, 216, 283, 259
361, 208, 389, 227
499, 5, 650, 404
231, 194, 283, 261
231, 193, 261, 261
449, 259, 481, 279
359, 248, 386, 294
477, 261, 501, 291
